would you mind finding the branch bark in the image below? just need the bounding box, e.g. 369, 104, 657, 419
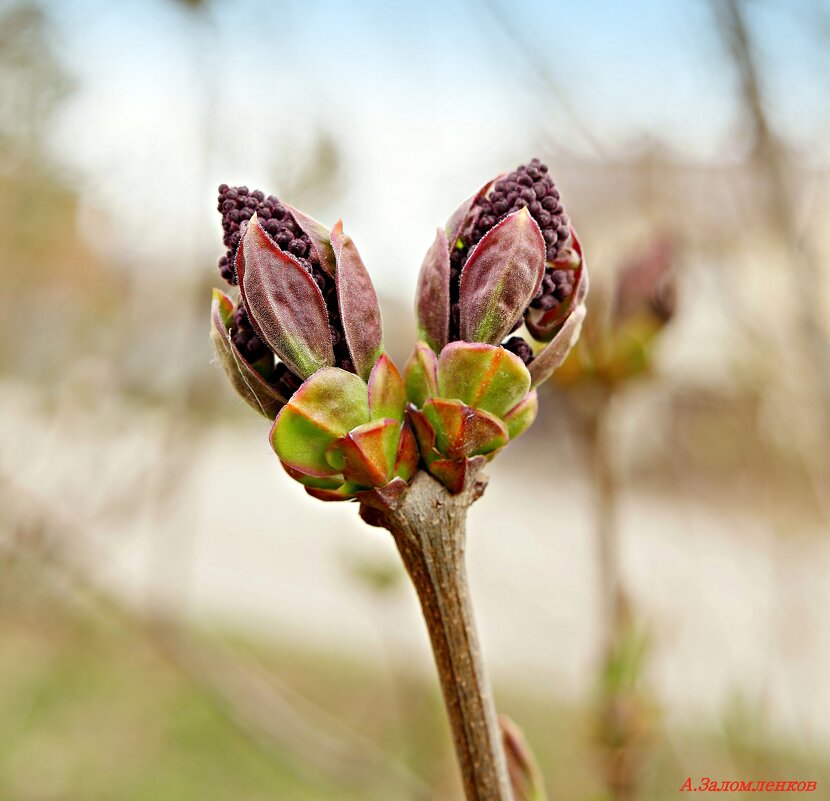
367, 468, 513, 801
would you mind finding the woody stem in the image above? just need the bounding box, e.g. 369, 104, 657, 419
372, 469, 512, 801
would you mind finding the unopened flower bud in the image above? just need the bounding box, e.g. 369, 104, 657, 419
211, 187, 414, 504
406, 160, 589, 490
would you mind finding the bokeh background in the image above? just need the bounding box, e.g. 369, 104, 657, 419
2, 0, 829, 799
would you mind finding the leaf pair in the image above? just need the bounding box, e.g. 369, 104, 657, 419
271, 356, 417, 502
237, 214, 383, 381
405, 342, 538, 493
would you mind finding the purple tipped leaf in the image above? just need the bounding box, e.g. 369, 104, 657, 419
210, 289, 286, 418
415, 228, 451, 352
330, 220, 384, 381
444, 175, 501, 247
238, 216, 334, 379
528, 302, 587, 388
459, 208, 546, 345
367, 354, 406, 422
283, 202, 337, 277
437, 341, 530, 419
526, 228, 588, 342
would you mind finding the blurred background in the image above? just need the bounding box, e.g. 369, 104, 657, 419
1, 0, 829, 799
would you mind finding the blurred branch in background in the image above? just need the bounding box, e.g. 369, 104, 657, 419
712, 0, 830, 452
555, 238, 676, 801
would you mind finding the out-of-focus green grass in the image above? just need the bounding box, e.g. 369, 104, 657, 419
1, 599, 828, 801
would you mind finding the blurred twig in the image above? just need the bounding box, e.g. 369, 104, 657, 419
478, 0, 607, 157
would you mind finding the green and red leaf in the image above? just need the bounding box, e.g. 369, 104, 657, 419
367, 353, 406, 422
404, 342, 439, 407
332, 418, 400, 488
270, 367, 369, 477
503, 390, 538, 440
421, 398, 508, 459
436, 341, 531, 418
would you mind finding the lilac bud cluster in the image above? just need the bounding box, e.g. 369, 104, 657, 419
216, 184, 355, 396
448, 159, 574, 360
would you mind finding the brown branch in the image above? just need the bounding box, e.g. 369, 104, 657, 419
368, 468, 513, 801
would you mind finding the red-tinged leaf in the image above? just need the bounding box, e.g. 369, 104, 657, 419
404, 342, 439, 407
237, 215, 334, 379
283, 202, 337, 277
368, 353, 406, 422
437, 341, 530, 418
460, 208, 546, 345
305, 482, 362, 502
356, 477, 409, 513
210, 289, 286, 418
526, 227, 588, 342
332, 418, 400, 488
528, 302, 587, 388
394, 424, 418, 482
503, 390, 538, 440
422, 398, 508, 460
330, 220, 384, 381
415, 228, 450, 352
428, 458, 467, 495
408, 407, 440, 463
282, 462, 345, 491
270, 367, 369, 476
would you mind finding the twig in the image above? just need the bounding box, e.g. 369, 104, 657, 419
369, 468, 513, 801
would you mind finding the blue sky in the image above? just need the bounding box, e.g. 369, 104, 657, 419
44, 0, 830, 293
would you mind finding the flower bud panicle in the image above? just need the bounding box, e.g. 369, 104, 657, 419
216, 184, 356, 394
231, 300, 269, 364
502, 336, 534, 366
448, 159, 573, 358
217, 184, 317, 284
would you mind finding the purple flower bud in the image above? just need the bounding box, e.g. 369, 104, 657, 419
415, 158, 588, 363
